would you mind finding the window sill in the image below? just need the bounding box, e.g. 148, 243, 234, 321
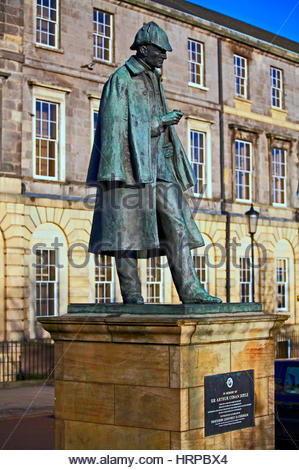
33, 176, 62, 183
93, 58, 117, 68
234, 96, 252, 104
188, 82, 209, 91
271, 107, 288, 121
35, 44, 64, 54
235, 199, 252, 204
272, 203, 287, 208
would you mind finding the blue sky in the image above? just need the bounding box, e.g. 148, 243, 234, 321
188, 0, 299, 42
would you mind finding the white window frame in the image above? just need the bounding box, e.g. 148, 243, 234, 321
188, 39, 204, 88
32, 85, 66, 182
95, 255, 115, 303
146, 257, 164, 304
190, 130, 206, 197
34, 99, 59, 180
187, 117, 212, 199
276, 258, 289, 311
234, 54, 248, 99
272, 148, 287, 207
89, 97, 100, 149
270, 67, 283, 109
235, 139, 252, 203
35, 248, 58, 318
193, 254, 208, 292
93, 9, 113, 63
240, 257, 252, 303
35, 0, 59, 49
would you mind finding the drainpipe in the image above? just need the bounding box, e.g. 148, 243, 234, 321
217, 38, 231, 303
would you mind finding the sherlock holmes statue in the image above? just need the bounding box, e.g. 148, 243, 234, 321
86, 22, 222, 305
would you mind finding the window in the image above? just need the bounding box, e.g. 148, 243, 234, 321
32, 85, 66, 181
36, 0, 58, 48
93, 109, 98, 137
34, 99, 58, 179
146, 257, 164, 303
234, 55, 247, 99
190, 130, 205, 196
235, 140, 252, 202
271, 67, 283, 109
188, 118, 212, 198
240, 257, 252, 303
95, 255, 114, 303
188, 39, 204, 87
193, 254, 208, 291
272, 148, 287, 205
35, 248, 58, 317
93, 10, 113, 63
89, 96, 100, 148
277, 258, 288, 311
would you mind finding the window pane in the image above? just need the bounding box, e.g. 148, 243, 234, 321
35, 100, 58, 179
234, 55, 247, 99
276, 258, 288, 310
190, 130, 205, 196
188, 40, 203, 85
272, 148, 286, 205
36, 0, 58, 47
235, 140, 252, 201
240, 257, 252, 303
146, 257, 164, 303
93, 9, 112, 62
35, 249, 58, 317
95, 255, 114, 303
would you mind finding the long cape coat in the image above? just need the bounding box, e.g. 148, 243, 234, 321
86, 56, 204, 256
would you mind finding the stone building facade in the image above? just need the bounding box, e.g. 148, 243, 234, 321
0, 0, 298, 343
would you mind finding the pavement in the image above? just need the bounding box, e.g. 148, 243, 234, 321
0, 382, 54, 418
0, 382, 55, 450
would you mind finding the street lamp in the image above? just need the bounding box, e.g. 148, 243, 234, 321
245, 204, 259, 303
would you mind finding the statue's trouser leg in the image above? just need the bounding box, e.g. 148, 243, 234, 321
156, 182, 207, 301
115, 256, 142, 300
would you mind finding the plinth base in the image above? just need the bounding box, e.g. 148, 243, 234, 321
40, 303, 287, 450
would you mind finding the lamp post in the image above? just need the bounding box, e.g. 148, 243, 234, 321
245, 204, 259, 303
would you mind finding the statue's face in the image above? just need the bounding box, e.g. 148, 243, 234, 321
141, 44, 167, 68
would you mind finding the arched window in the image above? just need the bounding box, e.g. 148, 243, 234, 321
146, 256, 165, 303
274, 240, 295, 314
235, 237, 260, 303
95, 254, 115, 303
29, 223, 68, 336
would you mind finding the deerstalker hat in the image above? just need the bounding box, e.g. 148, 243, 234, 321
130, 21, 172, 51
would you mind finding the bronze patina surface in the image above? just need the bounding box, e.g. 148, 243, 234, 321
86, 22, 222, 305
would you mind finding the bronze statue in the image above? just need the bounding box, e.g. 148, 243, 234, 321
86, 22, 222, 305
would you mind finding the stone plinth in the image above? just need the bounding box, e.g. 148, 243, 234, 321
39, 303, 288, 450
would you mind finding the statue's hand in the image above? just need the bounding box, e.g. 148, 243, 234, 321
161, 110, 184, 127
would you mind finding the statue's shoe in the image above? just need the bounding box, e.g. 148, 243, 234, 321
182, 293, 222, 304
123, 295, 144, 304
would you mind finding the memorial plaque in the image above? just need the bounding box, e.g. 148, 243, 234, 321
204, 370, 254, 436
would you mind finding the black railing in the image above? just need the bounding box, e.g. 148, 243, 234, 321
276, 332, 299, 359
0, 340, 54, 383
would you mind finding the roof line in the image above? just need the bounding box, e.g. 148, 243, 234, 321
153, 0, 299, 54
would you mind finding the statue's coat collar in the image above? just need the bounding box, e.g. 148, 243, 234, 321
125, 55, 161, 77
